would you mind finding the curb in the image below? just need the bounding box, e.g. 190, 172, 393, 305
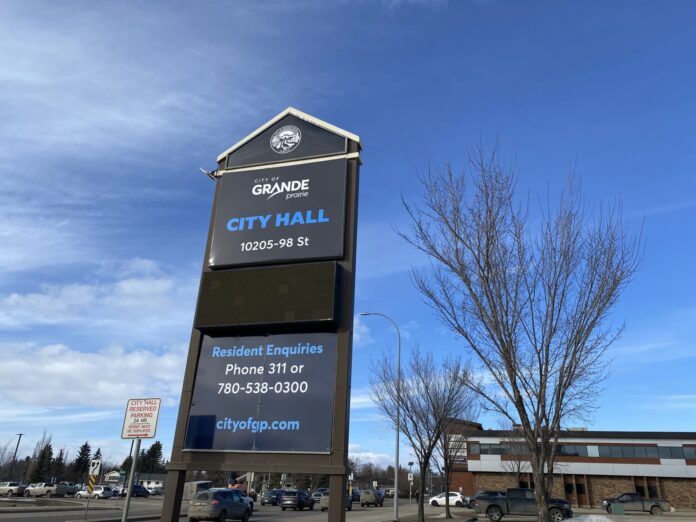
65, 514, 188, 522
0, 506, 113, 513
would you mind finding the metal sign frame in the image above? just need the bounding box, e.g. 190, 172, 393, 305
161, 108, 360, 522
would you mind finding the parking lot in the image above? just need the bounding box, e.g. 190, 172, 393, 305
2, 497, 696, 522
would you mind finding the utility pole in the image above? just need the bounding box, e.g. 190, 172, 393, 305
8, 433, 24, 480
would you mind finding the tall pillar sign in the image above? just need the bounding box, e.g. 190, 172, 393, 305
161, 108, 360, 522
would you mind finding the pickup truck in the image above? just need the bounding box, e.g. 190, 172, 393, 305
475, 488, 573, 521
603, 492, 671, 515
0, 482, 26, 497
23, 482, 69, 497
58, 481, 79, 496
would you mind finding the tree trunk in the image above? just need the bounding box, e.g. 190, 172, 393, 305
417, 463, 428, 522
531, 463, 551, 522
444, 465, 452, 518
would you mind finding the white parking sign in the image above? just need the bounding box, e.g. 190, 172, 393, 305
122, 398, 161, 439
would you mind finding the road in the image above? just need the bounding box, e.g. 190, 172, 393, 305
0, 496, 166, 522
2, 497, 695, 522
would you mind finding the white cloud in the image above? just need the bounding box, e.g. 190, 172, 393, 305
0, 257, 198, 345
0, 341, 187, 408
348, 443, 392, 467
400, 320, 419, 340
353, 315, 374, 346
350, 388, 375, 410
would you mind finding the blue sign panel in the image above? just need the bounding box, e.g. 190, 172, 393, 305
209, 159, 347, 268
185, 332, 338, 453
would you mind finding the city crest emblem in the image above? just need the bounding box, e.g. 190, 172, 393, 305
270, 125, 301, 154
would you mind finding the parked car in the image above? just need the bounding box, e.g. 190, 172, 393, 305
260, 488, 285, 506
467, 490, 506, 509
58, 481, 80, 496
76, 485, 114, 499
280, 489, 314, 511
242, 492, 254, 514
603, 492, 671, 515
319, 490, 353, 511
147, 486, 165, 495
311, 490, 324, 505
188, 488, 251, 522
360, 488, 385, 507
475, 488, 572, 521
120, 484, 150, 497
0, 482, 26, 497
350, 488, 361, 502
430, 491, 465, 507
24, 483, 69, 498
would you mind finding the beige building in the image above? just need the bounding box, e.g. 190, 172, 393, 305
449, 422, 696, 510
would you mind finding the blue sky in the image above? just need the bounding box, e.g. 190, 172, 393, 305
1, 0, 696, 468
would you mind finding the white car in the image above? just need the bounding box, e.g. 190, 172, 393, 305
430, 491, 465, 507
76, 486, 114, 499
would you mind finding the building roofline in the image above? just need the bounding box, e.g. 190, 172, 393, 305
463, 429, 696, 440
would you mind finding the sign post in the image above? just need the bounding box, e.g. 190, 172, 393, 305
121, 398, 160, 522
82, 459, 102, 521
161, 108, 361, 522
408, 473, 413, 504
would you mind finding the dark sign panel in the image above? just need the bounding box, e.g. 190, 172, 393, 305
194, 262, 337, 330
209, 159, 347, 268
185, 333, 337, 453
223, 114, 347, 170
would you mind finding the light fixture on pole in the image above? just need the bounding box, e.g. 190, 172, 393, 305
360, 311, 401, 522
8, 433, 24, 480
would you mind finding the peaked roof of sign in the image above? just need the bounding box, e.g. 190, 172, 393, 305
216, 107, 361, 162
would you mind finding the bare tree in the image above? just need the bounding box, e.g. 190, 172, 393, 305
499, 424, 532, 487
0, 439, 12, 480
436, 415, 480, 517
370, 350, 473, 522
401, 148, 641, 522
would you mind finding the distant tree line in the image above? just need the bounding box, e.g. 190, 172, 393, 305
0, 432, 166, 483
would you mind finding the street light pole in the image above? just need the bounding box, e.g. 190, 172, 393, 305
408, 461, 414, 504
360, 311, 400, 522
8, 433, 24, 481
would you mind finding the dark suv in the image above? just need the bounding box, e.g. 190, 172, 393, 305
280, 489, 314, 511
260, 489, 284, 506
468, 490, 505, 509
188, 488, 251, 522
121, 484, 150, 497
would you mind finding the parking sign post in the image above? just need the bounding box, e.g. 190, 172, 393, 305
121, 398, 160, 522
121, 438, 141, 522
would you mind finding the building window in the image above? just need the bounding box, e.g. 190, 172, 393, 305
646, 446, 659, 458
469, 443, 480, 455
670, 447, 685, 459
684, 447, 696, 459
598, 446, 612, 457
